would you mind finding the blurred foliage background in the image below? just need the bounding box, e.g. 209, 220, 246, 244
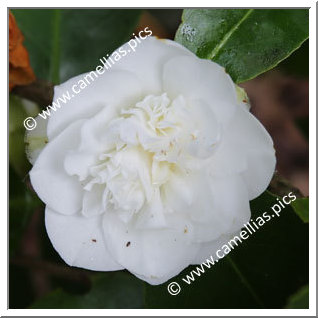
9, 9, 309, 309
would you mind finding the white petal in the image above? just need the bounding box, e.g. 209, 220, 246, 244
63, 106, 121, 181
161, 172, 197, 211
208, 105, 275, 194
163, 172, 250, 242
46, 207, 122, 271
191, 231, 241, 264
190, 175, 251, 242
111, 37, 194, 95
224, 106, 276, 199
82, 184, 106, 217
102, 212, 199, 284
163, 55, 237, 125
242, 149, 276, 200
30, 120, 84, 215
64, 151, 96, 182
184, 99, 220, 159
47, 70, 142, 140
132, 267, 184, 286
134, 187, 166, 229
209, 133, 248, 177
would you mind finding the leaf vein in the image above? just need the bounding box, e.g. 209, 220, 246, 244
209, 9, 254, 60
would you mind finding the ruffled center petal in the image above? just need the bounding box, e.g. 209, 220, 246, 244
63, 93, 221, 229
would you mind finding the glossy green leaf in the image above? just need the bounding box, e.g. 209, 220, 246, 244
30, 272, 144, 309
12, 9, 141, 85
285, 285, 309, 309
145, 191, 309, 308
291, 198, 309, 223
175, 9, 309, 83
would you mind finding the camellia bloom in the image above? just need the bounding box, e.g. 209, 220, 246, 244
28, 37, 276, 285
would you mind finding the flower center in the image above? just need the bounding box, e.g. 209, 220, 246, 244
78, 93, 220, 222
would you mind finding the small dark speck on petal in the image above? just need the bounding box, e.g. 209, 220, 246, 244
92, 239, 97, 242
126, 241, 131, 247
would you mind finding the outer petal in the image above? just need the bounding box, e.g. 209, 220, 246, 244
46, 207, 122, 271
102, 212, 199, 285
111, 37, 194, 95
30, 120, 84, 215
163, 55, 237, 125
242, 149, 276, 200
47, 70, 143, 140
162, 172, 250, 242
223, 106, 276, 199
190, 175, 251, 243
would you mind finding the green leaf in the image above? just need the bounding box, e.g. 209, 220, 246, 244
30, 272, 144, 309
175, 9, 309, 83
291, 198, 309, 223
12, 9, 141, 85
145, 191, 308, 308
285, 284, 309, 309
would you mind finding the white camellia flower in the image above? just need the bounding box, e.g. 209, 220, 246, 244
27, 37, 276, 285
